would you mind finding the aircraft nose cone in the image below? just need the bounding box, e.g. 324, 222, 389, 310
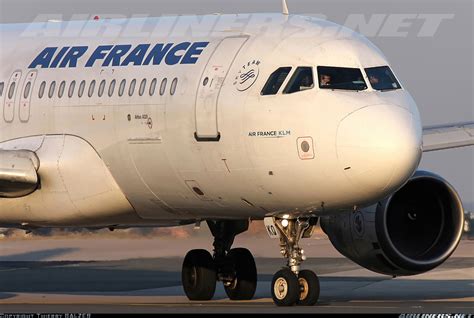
336, 104, 422, 196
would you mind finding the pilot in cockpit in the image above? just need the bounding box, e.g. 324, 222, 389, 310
369, 75, 380, 86
320, 74, 331, 86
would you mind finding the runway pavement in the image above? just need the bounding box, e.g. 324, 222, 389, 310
0, 238, 472, 313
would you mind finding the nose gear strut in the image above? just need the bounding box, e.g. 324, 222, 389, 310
274, 216, 310, 274
269, 216, 320, 306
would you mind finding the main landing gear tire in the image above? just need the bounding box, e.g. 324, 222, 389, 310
271, 268, 300, 306
182, 249, 217, 301
296, 270, 320, 306
224, 248, 257, 300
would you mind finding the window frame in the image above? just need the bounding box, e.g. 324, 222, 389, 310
108, 79, 116, 97
8, 81, 17, 99
261, 66, 293, 96
38, 81, 46, 99
68, 80, 76, 98
364, 66, 402, 91
118, 79, 126, 97
282, 66, 315, 94
98, 79, 106, 97
48, 81, 56, 98
149, 78, 157, 96
317, 66, 368, 91
170, 78, 178, 95
129, 79, 136, 97
159, 78, 167, 96
88, 80, 96, 98
139, 78, 147, 96
78, 80, 86, 98
58, 80, 66, 98
23, 81, 32, 99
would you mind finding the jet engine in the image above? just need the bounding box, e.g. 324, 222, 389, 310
320, 170, 464, 276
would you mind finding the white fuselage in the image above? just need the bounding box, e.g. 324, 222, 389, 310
0, 14, 422, 227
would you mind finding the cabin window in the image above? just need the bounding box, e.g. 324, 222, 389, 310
261, 67, 292, 95
108, 80, 116, 97
317, 66, 367, 91
58, 81, 66, 98
48, 81, 56, 98
160, 78, 167, 96
0, 82, 4, 97
8, 82, 16, 99
149, 78, 157, 96
78, 80, 86, 98
23, 81, 32, 99
38, 81, 46, 98
139, 79, 146, 96
118, 79, 126, 97
129, 79, 136, 97
68, 81, 76, 98
170, 78, 178, 95
98, 80, 106, 97
283, 67, 314, 94
88, 80, 96, 97
365, 66, 401, 91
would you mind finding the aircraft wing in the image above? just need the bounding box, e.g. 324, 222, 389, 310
422, 122, 474, 152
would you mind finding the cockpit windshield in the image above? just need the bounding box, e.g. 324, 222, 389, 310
317, 66, 367, 91
365, 66, 401, 91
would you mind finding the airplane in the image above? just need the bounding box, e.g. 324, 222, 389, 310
1, 1, 473, 307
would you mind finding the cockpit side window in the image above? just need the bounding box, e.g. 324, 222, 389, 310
283, 67, 314, 94
261, 67, 292, 95
318, 66, 367, 91
365, 66, 401, 91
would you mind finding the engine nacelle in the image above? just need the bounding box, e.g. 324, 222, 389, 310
320, 171, 464, 276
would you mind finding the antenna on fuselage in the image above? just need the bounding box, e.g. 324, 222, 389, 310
282, 0, 289, 15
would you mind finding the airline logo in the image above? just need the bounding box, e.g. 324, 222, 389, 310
233, 60, 260, 91
28, 42, 209, 69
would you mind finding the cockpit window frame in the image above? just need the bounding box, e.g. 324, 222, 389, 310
364, 66, 402, 92
317, 66, 368, 92
261, 66, 293, 96
283, 66, 315, 94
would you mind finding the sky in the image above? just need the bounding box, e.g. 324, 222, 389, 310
0, 0, 472, 210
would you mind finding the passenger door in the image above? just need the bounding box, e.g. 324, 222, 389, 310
3, 71, 22, 123
195, 36, 248, 141
19, 70, 37, 122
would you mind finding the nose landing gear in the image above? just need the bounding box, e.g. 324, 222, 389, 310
268, 216, 320, 306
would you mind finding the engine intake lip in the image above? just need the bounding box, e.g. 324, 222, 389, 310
375, 170, 464, 273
